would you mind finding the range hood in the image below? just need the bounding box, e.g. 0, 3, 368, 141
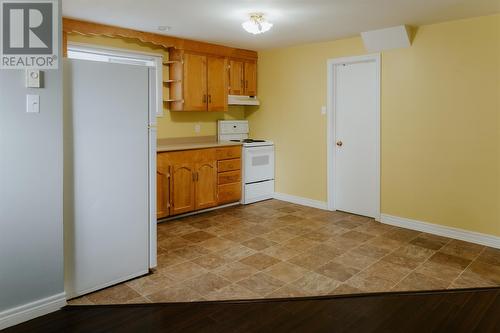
228, 95, 260, 106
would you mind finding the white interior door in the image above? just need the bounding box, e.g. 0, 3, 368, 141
333, 57, 380, 218
64, 59, 150, 298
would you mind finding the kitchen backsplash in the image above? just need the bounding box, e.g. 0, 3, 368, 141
157, 106, 246, 139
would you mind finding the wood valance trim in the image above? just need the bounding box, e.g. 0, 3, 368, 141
63, 18, 258, 60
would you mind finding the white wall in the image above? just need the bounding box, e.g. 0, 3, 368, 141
0, 0, 64, 328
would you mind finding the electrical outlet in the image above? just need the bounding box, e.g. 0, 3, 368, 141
194, 123, 201, 133
321, 106, 327, 115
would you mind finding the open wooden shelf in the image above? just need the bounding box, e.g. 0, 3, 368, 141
163, 60, 182, 65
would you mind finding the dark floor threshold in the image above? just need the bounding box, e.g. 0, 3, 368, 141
69, 286, 500, 307
5, 287, 500, 333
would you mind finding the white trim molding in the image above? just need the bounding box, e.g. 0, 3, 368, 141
381, 214, 500, 249
0, 293, 66, 330
273, 192, 328, 210
326, 54, 381, 217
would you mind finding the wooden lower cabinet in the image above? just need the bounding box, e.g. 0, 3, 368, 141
157, 146, 242, 219
218, 183, 241, 204
215, 146, 241, 160
216, 147, 242, 206
170, 163, 196, 215
195, 161, 218, 210
218, 170, 241, 185
156, 165, 170, 219
218, 158, 241, 172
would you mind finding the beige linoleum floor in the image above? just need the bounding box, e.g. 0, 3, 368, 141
69, 200, 500, 305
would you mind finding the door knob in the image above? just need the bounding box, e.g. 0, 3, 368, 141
336, 141, 343, 147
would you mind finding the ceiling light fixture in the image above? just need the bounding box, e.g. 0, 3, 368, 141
242, 13, 273, 35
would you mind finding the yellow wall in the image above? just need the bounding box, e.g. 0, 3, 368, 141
247, 14, 500, 236
67, 34, 245, 139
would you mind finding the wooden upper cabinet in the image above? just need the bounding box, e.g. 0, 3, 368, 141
170, 164, 196, 215
183, 53, 208, 111
168, 49, 257, 111
244, 61, 257, 96
228, 59, 257, 96
228, 60, 244, 95
195, 161, 218, 210
207, 56, 228, 112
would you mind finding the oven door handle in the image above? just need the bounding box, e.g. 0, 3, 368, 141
245, 147, 275, 155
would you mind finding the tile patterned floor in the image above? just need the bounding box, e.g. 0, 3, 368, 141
69, 200, 500, 305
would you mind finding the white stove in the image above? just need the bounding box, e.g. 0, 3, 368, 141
218, 120, 275, 204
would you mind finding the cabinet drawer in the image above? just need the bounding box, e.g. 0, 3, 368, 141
160, 149, 216, 164
218, 183, 241, 204
217, 158, 241, 172
216, 146, 241, 160
218, 170, 241, 185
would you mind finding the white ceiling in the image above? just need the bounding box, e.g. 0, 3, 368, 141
62, 0, 500, 50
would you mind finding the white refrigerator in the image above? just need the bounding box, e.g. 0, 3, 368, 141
63, 57, 157, 298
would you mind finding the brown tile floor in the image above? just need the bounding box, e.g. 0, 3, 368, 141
69, 200, 500, 305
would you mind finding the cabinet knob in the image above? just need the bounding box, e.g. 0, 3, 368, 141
336, 140, 343, 147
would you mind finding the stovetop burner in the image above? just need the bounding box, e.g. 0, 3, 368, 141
231, 139, 266, 143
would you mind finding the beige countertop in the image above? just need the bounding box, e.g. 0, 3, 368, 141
157, 136, 242, 152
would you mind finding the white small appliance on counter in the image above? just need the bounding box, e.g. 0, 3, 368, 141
218, 120, 274, 204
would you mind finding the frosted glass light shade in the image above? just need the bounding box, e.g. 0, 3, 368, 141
242, 14, 273, 35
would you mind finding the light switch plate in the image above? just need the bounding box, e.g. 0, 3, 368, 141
26, 70, 41, 88
26, 95, 40, 113
321, 106, 327, 115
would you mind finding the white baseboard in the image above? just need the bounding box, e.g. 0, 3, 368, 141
380, 214, 500, 249
273, 192, 329, 210
0, 292, 66, 330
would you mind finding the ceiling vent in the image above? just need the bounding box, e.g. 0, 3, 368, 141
361, 25, 414, 52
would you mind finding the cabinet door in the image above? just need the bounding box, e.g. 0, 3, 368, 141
170, 164, 195, 215
228, 60, 244, 95
244, 61, 257, 96
183, 53, 207, 111
207, 56, 228, 112
195, 161, 218, 210
157, 166, 170, 219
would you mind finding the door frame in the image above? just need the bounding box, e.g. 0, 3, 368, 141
67, 43, 161, 269
326, 54, 381, 220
